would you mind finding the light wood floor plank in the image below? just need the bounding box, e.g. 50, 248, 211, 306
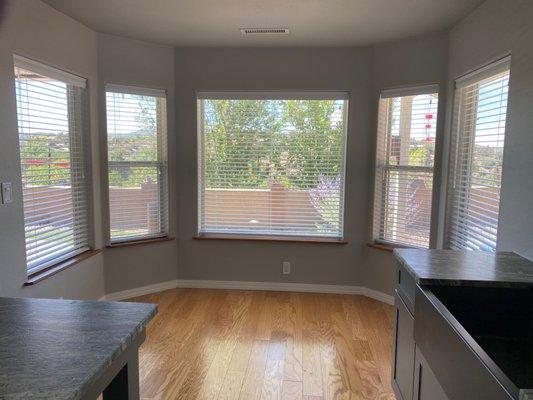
128, 288, 394, 400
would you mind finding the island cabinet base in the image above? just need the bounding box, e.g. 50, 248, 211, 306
103, 351, 139, 399
413, 345, 449, 400
391, 259, 452, 400
414, 286, 515, 400
84, 330, 145, 400
392, 289, 415, 400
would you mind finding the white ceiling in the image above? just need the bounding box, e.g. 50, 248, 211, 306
42, 0, 485, 47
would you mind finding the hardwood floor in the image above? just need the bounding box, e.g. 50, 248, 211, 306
128, 288, 395, 400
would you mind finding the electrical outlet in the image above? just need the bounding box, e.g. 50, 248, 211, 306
1, 182, 12, 204
282, 261, 291, 275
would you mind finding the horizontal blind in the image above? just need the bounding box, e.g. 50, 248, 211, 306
106, 87, 168, 243
198, 95, 348, 238
373, 89, 439, 248
446, 58, 510, 251
14, 61, 91, 274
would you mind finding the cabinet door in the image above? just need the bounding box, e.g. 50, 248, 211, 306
413, 346, 450, 400
392, 290, 415, 400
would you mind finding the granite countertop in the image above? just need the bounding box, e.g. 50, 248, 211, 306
394, 249, 533, 287
0, 297, 157, 400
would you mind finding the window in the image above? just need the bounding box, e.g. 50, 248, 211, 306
197, 92, 348, 239
105, 84, 168, 243
446, 57, 510, 251
14, 55, 91, 274
373, 85, 439, 248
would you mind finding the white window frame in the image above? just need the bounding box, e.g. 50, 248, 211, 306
372, 84, 440, 249
445, 56, 511, 252
14, 55, 92, 275
104, 84, 169, 244
196, 91, 350, 240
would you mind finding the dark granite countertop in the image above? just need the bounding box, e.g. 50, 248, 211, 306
394, 249, 533, 287
0, 297, 157, 400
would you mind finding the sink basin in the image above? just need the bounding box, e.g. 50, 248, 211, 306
429, 285, 533, 395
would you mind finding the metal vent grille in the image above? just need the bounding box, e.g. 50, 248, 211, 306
240, 28, 290, 35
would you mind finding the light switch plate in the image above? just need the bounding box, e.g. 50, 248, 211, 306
1, 182, 13, 204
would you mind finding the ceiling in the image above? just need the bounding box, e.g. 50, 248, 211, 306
42, 0, 485, 47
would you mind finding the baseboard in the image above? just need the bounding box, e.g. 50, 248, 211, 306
102, 279, 394, 305
101, 280, 180, 301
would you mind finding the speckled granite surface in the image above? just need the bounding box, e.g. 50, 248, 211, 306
0, 297, 157, 400
394, 249, 533, 287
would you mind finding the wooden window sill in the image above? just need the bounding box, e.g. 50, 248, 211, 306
366, 242, 395, 252
106, 236, 175, 249
366, 241, 414, 252
24, 249, 102, 286
194, 234, 347, 244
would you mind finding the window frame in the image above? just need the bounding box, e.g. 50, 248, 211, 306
13, 55, 94, 276
444, 56, 511, 252
104, 84, 169, 245
372, 84, 441, 249
196, 91, 350, 241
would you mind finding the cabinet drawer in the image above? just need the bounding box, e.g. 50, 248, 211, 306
414, 286, 515, 400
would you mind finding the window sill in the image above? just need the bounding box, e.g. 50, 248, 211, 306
366, 241, 413, 253
194, 234, 347, 244
24, 249, 102, 286
106, 236, 175, 249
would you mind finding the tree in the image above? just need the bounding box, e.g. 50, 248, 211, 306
202, 99, 345, 190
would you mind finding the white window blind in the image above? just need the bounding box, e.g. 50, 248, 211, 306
373, 86, 439, 248
105, 85, 168, 243
197, 93, 348, 239
446, 57, 510, 251
14, 57, 91, 274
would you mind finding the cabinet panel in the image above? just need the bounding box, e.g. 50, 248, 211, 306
392, 290, 415, 400
413, 346, 449, 400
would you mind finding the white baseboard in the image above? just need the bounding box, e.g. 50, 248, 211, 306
102, 279, 394, 305
101, 280, 179, 301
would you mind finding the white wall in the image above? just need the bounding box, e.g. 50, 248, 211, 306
443, 0, 533, 258
0, 0, 104, 299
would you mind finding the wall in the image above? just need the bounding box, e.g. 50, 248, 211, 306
5, 0, 527, 300
174, 41, 448, 294
175, 47, 375, 286
97, 33, 178, 294
443, 0, 533, 259
362, 32, 450, 295
0, 0, 105, 299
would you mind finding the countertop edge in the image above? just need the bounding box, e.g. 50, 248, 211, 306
75, 302, 158, 400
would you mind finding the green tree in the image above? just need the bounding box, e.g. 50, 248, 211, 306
203, 99, 283, 188
282, 100, 344, 189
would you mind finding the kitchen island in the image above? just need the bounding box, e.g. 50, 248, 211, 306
392, 249, 533, 400
0, 297, 157, 400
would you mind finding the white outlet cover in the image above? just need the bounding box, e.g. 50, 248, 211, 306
282, 261, 291, 274
1, 182, 12, 204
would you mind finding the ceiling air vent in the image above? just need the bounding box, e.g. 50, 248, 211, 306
240, 28, 290, 36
